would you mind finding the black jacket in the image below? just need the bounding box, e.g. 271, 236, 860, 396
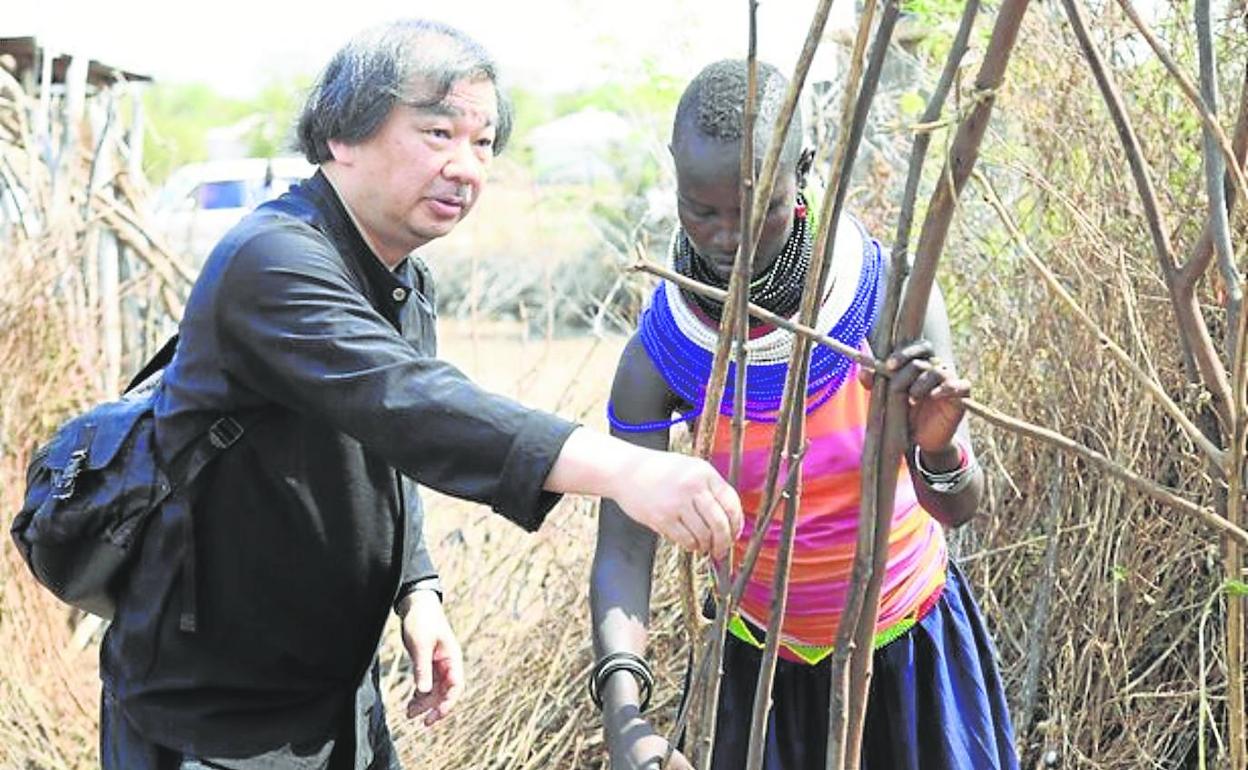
101, 171, 576, 761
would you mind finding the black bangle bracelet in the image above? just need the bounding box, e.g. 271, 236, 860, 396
588, 651, 654, 713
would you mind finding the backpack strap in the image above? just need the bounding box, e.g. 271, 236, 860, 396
122, 335, 270, 633
125, 335, 179, 394
163, 411, 267, 633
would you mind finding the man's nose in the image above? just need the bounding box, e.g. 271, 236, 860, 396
442, 140, 487, 188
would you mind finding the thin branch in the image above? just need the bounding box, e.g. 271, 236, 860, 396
736, 0, 888, 759
1062, 0, 1233, 429
973, 169, 1227, 474
1063, 0, 1177, 273
734, 10, 766, 770
640, 256, 1248, 547
1114, 0, 1248, 209
1195, 0, 1243, 340
689, 7, 762, 765
746, 444, 804, 770
633, 260, 873, 366
821, 0, 895, 265
745, 0, 843, 266
885, 0, 981, 320
1188, 9, 1243, 755
663, 449, 808, 768
963, 398, 1248, 546
1017, 469, 1062, 736
897, 0, 1030, 333
838, 0, 1034, 764
830, 0, 978, 761
1180, 57, 1248, 294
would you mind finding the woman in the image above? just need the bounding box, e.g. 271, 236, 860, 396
589, 59, 1019, 770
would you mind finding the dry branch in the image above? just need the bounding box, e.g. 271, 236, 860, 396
639, 258, 1248, 550
1062, 0, 1234, 433
973, 170, 1226, 473
834, 0, 1034, 765
1113, 0, 1248, 209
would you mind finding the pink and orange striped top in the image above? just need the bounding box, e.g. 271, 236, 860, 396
707, 364, 947, 665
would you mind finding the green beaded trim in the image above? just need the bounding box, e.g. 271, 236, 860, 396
727, 611, 923, 666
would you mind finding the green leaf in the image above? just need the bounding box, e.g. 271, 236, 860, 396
899, 91, 926, 118
1225, 579, 1248, 597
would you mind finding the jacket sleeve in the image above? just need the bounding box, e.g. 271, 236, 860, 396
214, 225, 577, 532
394, 474, 439, 608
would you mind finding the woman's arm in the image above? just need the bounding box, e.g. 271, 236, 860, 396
590, 334, 692, 769
876, 258, 984, 528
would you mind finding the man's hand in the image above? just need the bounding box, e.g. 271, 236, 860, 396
610, 449, 743, 560
544, 428, 744, 559
397, 589, 464, 726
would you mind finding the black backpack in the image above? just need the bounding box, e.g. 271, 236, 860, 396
11, 337, 257, 621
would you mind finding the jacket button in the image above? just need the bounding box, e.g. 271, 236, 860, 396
392, 288, 407, 302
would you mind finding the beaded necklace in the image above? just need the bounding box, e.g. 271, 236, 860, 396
609, 210, 884, 433
676, 193, 812, 324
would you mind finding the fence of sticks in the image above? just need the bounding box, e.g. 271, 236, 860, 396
626, 0, 1248, 767
0, 48, 194, 767
2, 1, 1248, 769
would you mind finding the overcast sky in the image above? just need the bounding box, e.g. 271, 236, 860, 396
4, 0, 853, 96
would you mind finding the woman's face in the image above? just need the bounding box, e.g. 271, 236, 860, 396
673, 133, 798, 281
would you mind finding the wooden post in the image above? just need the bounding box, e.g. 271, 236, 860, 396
832, 0, 1034, 765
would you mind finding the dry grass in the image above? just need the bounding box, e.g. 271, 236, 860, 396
377, 321, 664, 770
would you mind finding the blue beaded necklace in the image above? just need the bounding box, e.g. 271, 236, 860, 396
609, 216, 885, 433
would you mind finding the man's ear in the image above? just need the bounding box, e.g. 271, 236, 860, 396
327, 138, 356, 165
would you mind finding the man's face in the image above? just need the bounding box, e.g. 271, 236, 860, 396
332, 76, 498, 262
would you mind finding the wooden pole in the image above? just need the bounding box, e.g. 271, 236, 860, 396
830, 0, 1034, 764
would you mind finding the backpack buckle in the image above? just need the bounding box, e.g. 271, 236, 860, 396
51, 448, 88, 500
208, 417, 244, 450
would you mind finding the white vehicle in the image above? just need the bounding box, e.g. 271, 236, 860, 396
152, 156, 314, 265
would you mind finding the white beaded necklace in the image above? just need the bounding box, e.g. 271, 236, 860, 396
661, 213, 870, 365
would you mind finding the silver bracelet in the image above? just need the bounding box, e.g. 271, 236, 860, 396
913, 443, 978, 495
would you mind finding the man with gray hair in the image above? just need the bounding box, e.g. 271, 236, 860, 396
100, 19, 742, 770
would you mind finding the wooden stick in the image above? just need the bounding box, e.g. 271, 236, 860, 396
634, 261, 872, 365
664, 450, 808, 767
1061, 0, 1233, 445
745, 444, 804, 770
638, 258, 1248, 548
1213, 0, 1248, 744
962, 398, 1248, 546
743, 0, 886, 744
672, 0, 871, 761
814, 1, 907, 765
1179, 61, 1248, 295
744, 0, 842, 248
687, 7, 763, 764
1194, 0, 1242, 332
734, 0, 850, 582
973, 169, 1227, 473
885, 0, 981, 305
1113, 0, 1248, 208
836, 0, 1034, 764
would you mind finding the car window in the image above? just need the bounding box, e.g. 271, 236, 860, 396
191, 180, 250, 210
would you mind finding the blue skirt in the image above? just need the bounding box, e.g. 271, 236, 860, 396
705, 562, 1019, 770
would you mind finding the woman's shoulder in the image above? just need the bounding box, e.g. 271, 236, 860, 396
611, 332, 681, 418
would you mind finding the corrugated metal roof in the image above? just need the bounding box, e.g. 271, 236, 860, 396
0, 36, 153, 87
